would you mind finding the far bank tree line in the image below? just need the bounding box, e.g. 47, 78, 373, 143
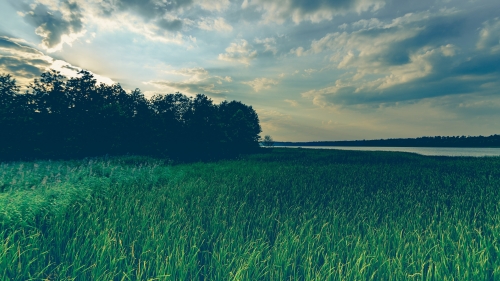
0, 70, 262, 161
276, 135, 500, 148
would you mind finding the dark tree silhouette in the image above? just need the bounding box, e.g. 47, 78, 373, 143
218, 100, 262, 155
0, 70, 263, 161
262, 135, 274, 147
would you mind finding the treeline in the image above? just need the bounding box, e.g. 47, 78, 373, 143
276, 135, 500, 148
0, 70, 262, 161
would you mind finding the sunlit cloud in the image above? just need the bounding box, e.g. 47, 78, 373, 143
284, 99, 299, 107
198, 17, 233, 32
244, 0, 385, 24
2, 0, 500, 141
0, 35, 113, 87
148, 67, 231, 97
256, 108, 292, 132
218, 39, 257, 65
242, 77, 279, 92
49, 60, 115, 85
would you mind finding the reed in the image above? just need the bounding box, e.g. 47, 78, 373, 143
1, 149, 499, 280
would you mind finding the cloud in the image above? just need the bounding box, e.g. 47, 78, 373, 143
148, 67, 231, 96
9, 0, 236, 51
0, 36, 46, 57
156, 18, 184, 32
304, 68, 318, 75
290, 46, 304, 56
16, 0, 86, 52
301, 51, 500, 108
351, 18, 384, 30
49, 59, 115, 85
255, 37, 277, 55
218, 39, 257, 65
0, 36, 114, 86
242, 77, 279, 92
244, 0, 385, 24
112, 0, 193, 19
198, 17, 233, 32
477, 17, 500, 53
284, 99, 299, 107
256, 108, 292, 132
0, 36, 53, 83
295, 9, 499, 108
166, 67, 209, 78
197, 0, 231, 12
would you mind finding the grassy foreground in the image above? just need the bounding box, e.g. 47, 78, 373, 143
1, 148, 500, 280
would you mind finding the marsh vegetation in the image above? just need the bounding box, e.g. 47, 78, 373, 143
2, 148, 500, 280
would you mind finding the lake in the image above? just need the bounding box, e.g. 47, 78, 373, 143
275, 146, 500, 157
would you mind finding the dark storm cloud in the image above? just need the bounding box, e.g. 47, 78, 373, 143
454, 53, 500, 75
0, 36, 44, 56
0, 37, 52, 80
365, 15, 465, 66
300, 8, 500, 109
0, 56, 47, 78
328, 76, 484, 106
19, 0, 84, 50
304, 50, 500, 108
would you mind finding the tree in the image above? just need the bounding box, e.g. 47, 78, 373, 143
1, 69, 264, 161
262, 135, 274, 147
0, 74, 19, 113
218, 100, 262, 154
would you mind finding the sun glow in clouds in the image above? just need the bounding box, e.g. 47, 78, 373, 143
1, 0, 500, 141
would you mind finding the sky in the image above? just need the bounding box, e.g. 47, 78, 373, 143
1, 0, 499, 141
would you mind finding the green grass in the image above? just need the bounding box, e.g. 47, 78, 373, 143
1, 148, 500, 280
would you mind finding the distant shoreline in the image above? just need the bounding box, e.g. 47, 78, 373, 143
272, 134, 500, 148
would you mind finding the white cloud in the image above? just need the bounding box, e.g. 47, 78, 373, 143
166, 67, 209, 79
36, 27, 87, 53
242, 77, 279, 92
440, 44, 458, 57
295, 9, 471, 108
284, 99, 299, 107
301, 84, 343, 110
255, 37, 277, 54
198, 17, 233, 32
289, 46, 304, 56
0, 36, 114, 87
477, 17, 500, 53
245, 0, 385, 24
304, 68, 318, 75
197, 0, 231, 12
149, 67, 230, 96
351, 18, 384, 30
49, 59, 114, 85
218, 39, 257, 65
15, 0, 237, 50
256, 108, 292, 132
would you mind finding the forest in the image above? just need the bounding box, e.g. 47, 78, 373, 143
0, 70, 262, 161
276, 134, 500, 148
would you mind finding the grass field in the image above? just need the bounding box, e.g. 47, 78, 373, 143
1, 148, 500, 280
